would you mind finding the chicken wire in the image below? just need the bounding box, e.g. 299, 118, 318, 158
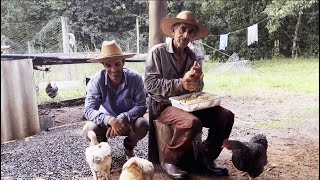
1, 16, 148, 55
1, 19, 60, 54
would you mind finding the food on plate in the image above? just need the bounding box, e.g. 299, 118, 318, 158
180, 93, 212, 104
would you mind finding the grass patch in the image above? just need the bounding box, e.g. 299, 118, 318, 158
37, 86, 86, 104
203, 58, 319, 95
255, 117, 305, 129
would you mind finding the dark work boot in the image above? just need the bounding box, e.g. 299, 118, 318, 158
192, 141, 229, 176
161, 162, 189, 180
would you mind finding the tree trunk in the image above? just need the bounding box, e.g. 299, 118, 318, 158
292, 12, 302, 59
274, 39, 280, 56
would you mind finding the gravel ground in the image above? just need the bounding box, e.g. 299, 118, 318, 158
1, 93, 319, 180
1, 121, 217, 180
1, 122, 152, 180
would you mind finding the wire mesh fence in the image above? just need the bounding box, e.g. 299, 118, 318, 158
1, 16, 148, 55
1, 16, 149, 104
1, 19, 61, 54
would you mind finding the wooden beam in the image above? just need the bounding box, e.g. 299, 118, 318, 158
1, 54, 146, 65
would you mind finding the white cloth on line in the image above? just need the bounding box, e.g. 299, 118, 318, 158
219, 34, 229, 50
247, 24, 258, 46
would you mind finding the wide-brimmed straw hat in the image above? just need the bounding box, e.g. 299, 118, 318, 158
160, 11, 209, 41
88, 40, 136, 63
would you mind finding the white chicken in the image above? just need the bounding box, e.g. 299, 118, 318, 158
119, 156, 154, 180
85, 130, 112, 180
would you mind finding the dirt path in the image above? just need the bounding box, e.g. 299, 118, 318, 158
4, 92, 319, 180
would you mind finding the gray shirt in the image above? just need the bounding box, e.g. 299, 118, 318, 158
144, 39, 204, 102
84, 68, 147, 127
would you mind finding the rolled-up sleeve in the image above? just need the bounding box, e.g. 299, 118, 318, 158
84, 79, 114, 127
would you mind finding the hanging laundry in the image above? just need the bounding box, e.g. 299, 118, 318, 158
219, 34, 229, 50
247, 24, 258, 46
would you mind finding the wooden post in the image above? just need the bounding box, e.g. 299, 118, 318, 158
61, 16, 71, 81
136, 16, 140, 54
147, 0, 167, 164
27, 41, 32, 54
148, 0, 167, 50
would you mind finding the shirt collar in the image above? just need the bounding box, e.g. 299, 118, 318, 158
165, 38, 194, 56
104, 69, 128, 86
166, 38, 175, 53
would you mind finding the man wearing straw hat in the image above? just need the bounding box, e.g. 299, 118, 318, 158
83, 40, 149, 160
145, 11, 234, 179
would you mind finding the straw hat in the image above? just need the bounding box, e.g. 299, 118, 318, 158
88, 40, 135, 63
160, 11, 209, 41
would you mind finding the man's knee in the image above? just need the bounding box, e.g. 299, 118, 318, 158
186, 117, 202, 132
226, 110, 235, 126
83, 121, 96, 140
83, 121, 98, 133
137, 117, 150, 132
82, 121, 104, 142
133, 117, 149, 138
217, 107, 234, 126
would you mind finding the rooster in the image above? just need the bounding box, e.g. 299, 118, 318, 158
222, 134, 268, 179
45, 82, 58, 99
85, 131, 112, 180
119, 156, 154, 180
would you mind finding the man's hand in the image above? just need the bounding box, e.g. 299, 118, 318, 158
106, 127, 117, 138
182, 71, 199, 92
182, 61, 204, 92
107, 118, 130, 137
190, 61, 203, 79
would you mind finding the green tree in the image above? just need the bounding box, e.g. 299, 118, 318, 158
264, 0, 319, 58
199, 0, 272, 61
65, 0, 148, 52
1, 0, 67, 53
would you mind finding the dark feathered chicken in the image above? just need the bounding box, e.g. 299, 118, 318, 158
223, 134, 268, 179
45, 82, 58, 99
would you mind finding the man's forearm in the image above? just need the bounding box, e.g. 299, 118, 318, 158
84, 108, 114, 127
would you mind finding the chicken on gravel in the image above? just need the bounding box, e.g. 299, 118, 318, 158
85, 130, 112, 180
119, 156, 154, 180
222, 134, 268, 179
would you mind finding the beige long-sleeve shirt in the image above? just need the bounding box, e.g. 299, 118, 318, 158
144, 39, 204, 102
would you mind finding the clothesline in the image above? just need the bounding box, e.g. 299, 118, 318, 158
198, 41, 264, 73
207, 17, 270, 37
199, 41, 231, 58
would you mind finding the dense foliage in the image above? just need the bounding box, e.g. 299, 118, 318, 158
1, 0, 318, 60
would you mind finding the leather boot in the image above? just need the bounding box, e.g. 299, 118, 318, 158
161, 162, 189, 179
193, 141, 229, 176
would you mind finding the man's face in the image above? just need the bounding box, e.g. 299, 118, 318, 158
172, 23, 198, 49
102, 58, 125, 83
